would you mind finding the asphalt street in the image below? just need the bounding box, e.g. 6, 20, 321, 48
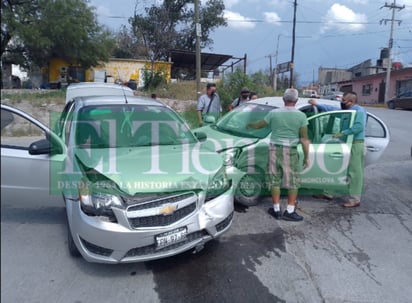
1, 107, 411, 303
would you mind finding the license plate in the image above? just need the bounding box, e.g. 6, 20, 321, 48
155, 227, 187, 250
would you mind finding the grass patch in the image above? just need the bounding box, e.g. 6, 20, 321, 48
179, 105, 199, 129
152, 81, 198, 100
1, 89, 65, 106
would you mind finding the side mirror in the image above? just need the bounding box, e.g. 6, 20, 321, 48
29, 139, 52, 155
204, 115, 216, 124
194, 131, 207, 142
29, 138, 62, 155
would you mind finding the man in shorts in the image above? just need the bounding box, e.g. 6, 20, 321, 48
247, 88, 310, 221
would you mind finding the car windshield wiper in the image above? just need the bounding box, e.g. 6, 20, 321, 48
214, 124, 256, 138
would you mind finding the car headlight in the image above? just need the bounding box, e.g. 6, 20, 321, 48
79, 182, 123, 221
205, 167, 232, 202
222, 148, 240, 166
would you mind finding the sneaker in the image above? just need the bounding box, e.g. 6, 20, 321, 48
282, 210, 303, 221
267, 208, 281, 220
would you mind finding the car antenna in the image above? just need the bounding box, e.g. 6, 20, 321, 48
117, 71, 128, 104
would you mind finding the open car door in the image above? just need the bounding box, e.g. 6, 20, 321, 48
1, 105, 66, 207
298, 110, 356, 193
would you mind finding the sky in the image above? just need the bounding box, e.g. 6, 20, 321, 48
89, 0, 412, 85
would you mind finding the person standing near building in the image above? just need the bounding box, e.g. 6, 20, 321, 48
228, 87, 250, 111
308, 91, 367, 208
197, 83, 221, 127
247, 88, 310, 221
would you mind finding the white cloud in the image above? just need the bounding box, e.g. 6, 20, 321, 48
263, 12, 281, 25
224, 10, 256, 29
94, 5, 111, 17
321, 4, 367, 33
223, 0, 240, 9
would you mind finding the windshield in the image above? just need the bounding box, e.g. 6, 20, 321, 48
74, 104, 196, 148
215, 103, 276, 138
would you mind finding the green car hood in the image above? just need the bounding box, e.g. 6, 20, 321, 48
194, 125, 259, 152
73, 144, 223, 195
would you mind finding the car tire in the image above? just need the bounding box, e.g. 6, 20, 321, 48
387, 101, 395, 109
67, 224, 81, 258
234, 171, 264, 206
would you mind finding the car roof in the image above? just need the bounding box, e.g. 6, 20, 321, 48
248, 96, 341, 109
73, 95, 166, 108
66, 82, 134, 103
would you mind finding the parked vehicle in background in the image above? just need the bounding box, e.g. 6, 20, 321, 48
387, 91, 412, 110
303, 89, 320, 98
1, 93, 234, 263
322, 91, 344, 101
65, 82, 134, 103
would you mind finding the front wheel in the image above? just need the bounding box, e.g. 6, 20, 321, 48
387, 101, 395, 109
67, 223, 81, 258
234, 172, 265, 206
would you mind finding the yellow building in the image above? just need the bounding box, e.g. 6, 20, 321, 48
46, 57, 171, 88
94, 58, 171, 87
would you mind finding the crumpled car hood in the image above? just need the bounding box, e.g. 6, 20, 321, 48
194, 125, 258, 152
73, 144, 223, 195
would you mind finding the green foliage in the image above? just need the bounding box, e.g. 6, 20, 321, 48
2, 0, 115, 69
218, 68, 280, 112
142, 70, 166, 91
178, 104, 198, 129
129, 0, 226, 61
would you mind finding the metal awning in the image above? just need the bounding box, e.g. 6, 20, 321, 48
169, 50, 232, 72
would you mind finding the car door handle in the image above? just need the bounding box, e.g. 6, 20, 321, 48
367, 146, 380, 152
329, 152, 343, 158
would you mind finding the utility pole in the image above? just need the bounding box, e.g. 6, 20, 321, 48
274, 34, 281, 91
381, 0, 404, 102
266, 55, 274, 89
289, 0, 297, 88
195, 0, 201, 100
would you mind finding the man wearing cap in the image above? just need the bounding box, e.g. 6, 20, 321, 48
228, 87, 250, 111
247, 88, 310, 221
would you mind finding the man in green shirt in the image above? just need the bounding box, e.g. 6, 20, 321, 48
247, 88, 310, 221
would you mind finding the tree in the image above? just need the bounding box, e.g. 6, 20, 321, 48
1, 0, 115, 69
1, 0, 41, 66
111, 25, 146, 59
129, 0, 226, 61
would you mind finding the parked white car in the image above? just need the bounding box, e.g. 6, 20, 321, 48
322, 91, 344, 101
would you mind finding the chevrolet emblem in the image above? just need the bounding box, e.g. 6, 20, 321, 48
159, 204, 178, 216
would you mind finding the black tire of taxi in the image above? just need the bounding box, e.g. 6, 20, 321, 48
68, 224, 81, 257
234, 171, 265, 206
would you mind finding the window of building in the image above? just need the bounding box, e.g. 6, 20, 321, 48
362, 84, 372, 95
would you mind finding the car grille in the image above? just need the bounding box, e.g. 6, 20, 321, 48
128, 203, 196, 228
124, 230, 209, 258
124, 192, 198, 228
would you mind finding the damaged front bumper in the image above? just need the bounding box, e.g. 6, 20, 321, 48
66, 189, 234, 263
